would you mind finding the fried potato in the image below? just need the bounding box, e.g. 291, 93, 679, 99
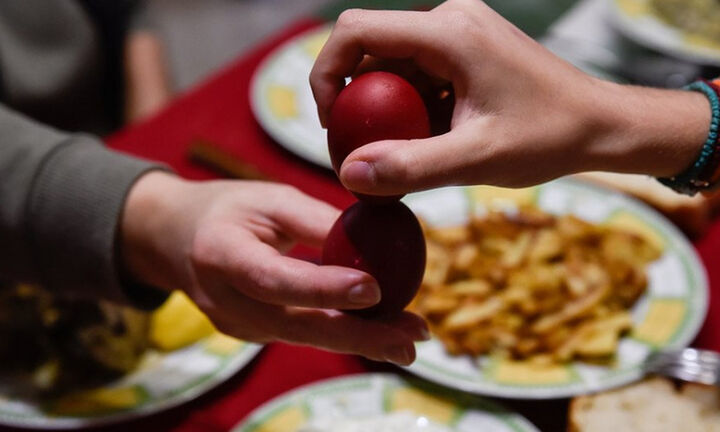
412, 208, 660, 364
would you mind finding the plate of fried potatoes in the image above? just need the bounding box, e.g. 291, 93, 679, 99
402, 178, 708, 399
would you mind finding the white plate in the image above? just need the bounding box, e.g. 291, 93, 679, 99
250, 24, 335, 169
0, 336, 262, 429
608, 0, 720, 66
401, 179, 708, 399
233, 373, 539, 432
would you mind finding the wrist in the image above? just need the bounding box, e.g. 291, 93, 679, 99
120, 170, 190, 292
583, 79, 710, 177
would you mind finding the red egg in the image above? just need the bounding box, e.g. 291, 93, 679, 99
322, 200, 426, 318
327, 71, 431, 201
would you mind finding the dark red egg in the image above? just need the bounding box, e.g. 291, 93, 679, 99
322, 200, 426, 318
327, 71, 431, 202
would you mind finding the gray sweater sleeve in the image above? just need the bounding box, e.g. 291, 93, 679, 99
0, 104, 162, 304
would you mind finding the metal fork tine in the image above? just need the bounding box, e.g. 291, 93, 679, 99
643, 348, 720, 386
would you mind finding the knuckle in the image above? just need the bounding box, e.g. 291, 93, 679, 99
309, 284, 331, 309
336, 9, 365, 31
267, 183, 300, 202
278, 183, 301, 196
382, 148, 418, 184
447, 11, 478, 35
245, 265, 275, 298
190, 224, 220, 271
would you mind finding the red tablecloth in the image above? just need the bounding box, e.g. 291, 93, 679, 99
102, 19, 720, 432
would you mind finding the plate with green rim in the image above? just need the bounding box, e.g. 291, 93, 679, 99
233, 373, 539, 432
250, 24, 334, 170
608, 0, 720, 66
400, 179, 708, 399
0, 335, 262, 429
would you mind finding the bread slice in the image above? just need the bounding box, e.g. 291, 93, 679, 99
569, 377, 720, 431
572, 172, 720, 237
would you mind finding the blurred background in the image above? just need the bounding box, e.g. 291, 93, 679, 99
155, 0, 719, 87
137, 0, 720, 122
3, 0, 720, 430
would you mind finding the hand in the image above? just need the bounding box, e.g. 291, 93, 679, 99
310, 0, 709, 196
120, 172, 428, 365
124, 31, 173, 123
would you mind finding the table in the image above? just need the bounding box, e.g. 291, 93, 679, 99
102, 11, 720, 432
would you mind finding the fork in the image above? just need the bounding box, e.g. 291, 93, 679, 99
644, 348, 720, 386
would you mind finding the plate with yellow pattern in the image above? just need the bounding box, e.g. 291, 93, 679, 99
0, 291, 262, 429
233, 373, 539, 432
609, 0, 720, 66
250, 24, 335, 169
401, 179, 708, 399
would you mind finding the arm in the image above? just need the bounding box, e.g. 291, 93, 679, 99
0, 105, 426, 364
0, 104, 159, 304
123, 30, 173, 123
123, 1, 173, 123
309, 0, 710, 196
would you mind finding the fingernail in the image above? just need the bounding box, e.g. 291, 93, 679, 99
384, 345, 413, 365
400, 324, 431, 342
342, 161, 375, 187
347, 282, 381, 305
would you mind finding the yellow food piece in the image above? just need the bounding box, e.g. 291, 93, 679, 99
390, 387, 456, 425
633, 299, 686, 346
205, 333, 243, 355
267, 85, 298, 119
468, 185, 537, 209
302, 28, 332, 59
493, 358, 572, 384
617, 0, 651, 17
255, 406, 306, 432
51, 386, 143, 416
604, 211, 665, 252
150, 291, 215, 351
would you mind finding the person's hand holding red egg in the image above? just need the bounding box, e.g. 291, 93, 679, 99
310, 0, 709, 197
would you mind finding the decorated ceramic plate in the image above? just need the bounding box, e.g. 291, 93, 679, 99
0, 291, 263, 429
233, 373, 539, 432
608, 0, 720, 66
250, 24, 335, 169
401, 179, 708, 399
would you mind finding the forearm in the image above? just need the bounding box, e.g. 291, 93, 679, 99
0, 104, 164, 305
0, 106, 67, 282
584, 80, 710, 178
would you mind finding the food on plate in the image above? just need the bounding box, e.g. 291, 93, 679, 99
569, 377, 720, 431
0, 284, 149, 395
150, 290, 215, 350
322, 201, 426, 317
411, 206, 661, 363
0, 284, 222, 397
326, 71, 431, 201
297, 411, 452, 432
574, 172, 720, 237
651, 0, 720, 43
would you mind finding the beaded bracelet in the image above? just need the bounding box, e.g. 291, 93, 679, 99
658, 79, 720, 196
701, 79, 720, 189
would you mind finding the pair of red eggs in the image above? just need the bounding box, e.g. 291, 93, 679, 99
322, 72, 430, 317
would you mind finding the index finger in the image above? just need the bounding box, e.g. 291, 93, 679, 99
224, 232, 381, 310
310, 9, 451, 126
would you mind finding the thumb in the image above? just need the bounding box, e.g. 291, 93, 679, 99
339, 123, 483, 196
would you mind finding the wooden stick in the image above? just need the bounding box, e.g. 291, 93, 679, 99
187, 140, 270, 181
